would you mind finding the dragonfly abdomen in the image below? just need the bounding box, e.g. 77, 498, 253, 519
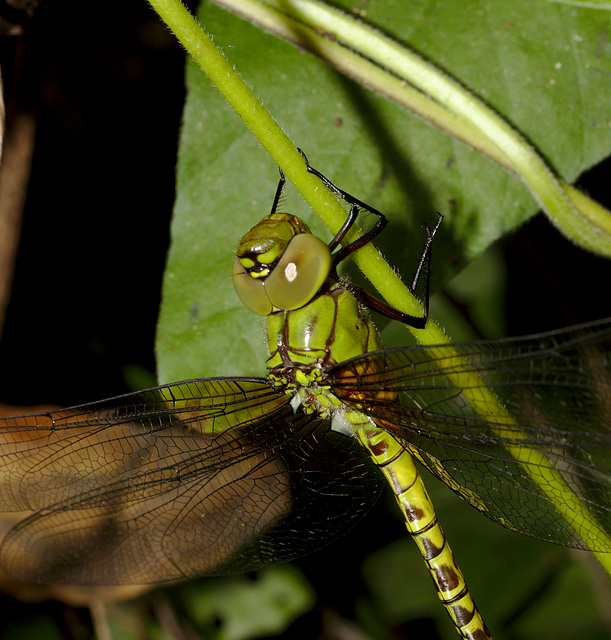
354, 424, 492, 640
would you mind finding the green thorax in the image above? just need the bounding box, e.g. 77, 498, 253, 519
265, 281, 382, 417
265, 280, 382, 378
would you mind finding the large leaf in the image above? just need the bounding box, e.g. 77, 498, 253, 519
156, 0, 611, 381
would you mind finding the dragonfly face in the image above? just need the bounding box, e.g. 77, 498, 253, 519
232, 212, 332, 316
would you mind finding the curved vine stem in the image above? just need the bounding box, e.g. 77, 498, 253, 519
213, 0, 611, 257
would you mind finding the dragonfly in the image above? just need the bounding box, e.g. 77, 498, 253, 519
0, 154, 610, 640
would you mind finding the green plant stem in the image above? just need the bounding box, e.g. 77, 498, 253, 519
213, 0, 611, 256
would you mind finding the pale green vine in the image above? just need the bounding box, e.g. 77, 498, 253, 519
213, 0, 611, 256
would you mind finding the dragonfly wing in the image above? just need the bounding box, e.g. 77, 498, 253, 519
0, 378, 283, 511
223, 419, 382, 575
0, 378, 381, 585
331, 318, 611, 550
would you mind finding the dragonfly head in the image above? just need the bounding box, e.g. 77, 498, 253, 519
233, 213, 332, 316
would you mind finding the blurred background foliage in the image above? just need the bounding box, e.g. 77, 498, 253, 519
0, 1, 610, 639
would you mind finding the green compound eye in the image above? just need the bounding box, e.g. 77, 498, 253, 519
265, 233, 332, 311
233, 234, 332, 315
232, 257, 274, 316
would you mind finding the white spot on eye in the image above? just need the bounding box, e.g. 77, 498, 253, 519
285, 262, 298, 282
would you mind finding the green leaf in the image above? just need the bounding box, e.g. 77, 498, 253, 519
157, 0, 611, 382
180, 566, 315, 640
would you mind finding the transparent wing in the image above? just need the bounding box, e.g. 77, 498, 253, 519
0, 378, 381, 585
331, 318, 611, 550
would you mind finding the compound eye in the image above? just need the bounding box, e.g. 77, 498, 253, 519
265, 233, 332, 311
232, 257, 273, 316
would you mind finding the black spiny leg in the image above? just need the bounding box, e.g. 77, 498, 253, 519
302, 152, 388, 265
270, 168, 287, 215
300, 149, 442, 330
349, 215, 443, 329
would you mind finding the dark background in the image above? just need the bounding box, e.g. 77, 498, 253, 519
0, 1, 609, 639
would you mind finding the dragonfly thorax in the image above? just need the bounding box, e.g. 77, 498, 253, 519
266, 283, 383, 417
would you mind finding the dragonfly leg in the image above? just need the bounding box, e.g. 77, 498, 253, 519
349, 214, 442, 328
410, 214, 443, 296
298, 150, 441, 330
354, 424, 493, 640
299, 149, 388, 262
270, 168, 287, 215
